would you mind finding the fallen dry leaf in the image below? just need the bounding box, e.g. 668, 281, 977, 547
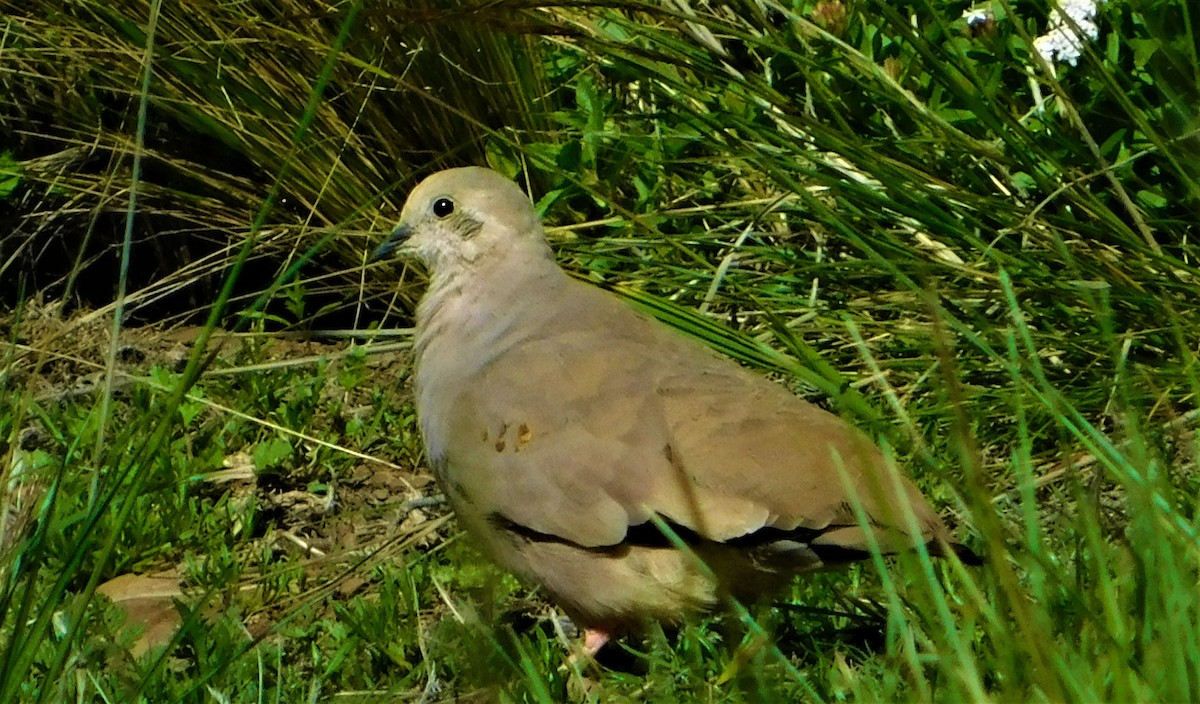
96, 572, 185, 658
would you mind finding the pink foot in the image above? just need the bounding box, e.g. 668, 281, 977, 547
583, 628, 610, 656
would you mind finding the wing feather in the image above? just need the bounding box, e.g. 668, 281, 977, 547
432, 278, 945, 551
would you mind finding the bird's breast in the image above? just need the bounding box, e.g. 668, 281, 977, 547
411, 277, 550, 464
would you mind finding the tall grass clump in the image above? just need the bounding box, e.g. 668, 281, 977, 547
0, 0, 1197, 700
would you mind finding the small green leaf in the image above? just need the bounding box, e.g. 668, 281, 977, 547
1012, 171, 1038, 194
1136, 189, 1168, 209
555, 140, 582, 172
0, 151, 21, 198
253, 436, 293, 471
484, 140, 522, 180
1128, 38, 1161, 69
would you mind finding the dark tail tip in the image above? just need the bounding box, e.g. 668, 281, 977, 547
933, 538, 984, 566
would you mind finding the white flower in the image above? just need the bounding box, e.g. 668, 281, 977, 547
1035, 0, 1103, 66
1053, 0, 1102, 24
962, 6, 993, 25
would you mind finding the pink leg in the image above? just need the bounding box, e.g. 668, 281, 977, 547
582, 628, 610, 656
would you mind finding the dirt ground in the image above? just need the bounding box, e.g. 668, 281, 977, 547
1, 299, 456, 654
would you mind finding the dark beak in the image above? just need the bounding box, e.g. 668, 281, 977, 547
370, 222, 413, 262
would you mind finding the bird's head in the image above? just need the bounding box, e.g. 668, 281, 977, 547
372, 167, 550, 271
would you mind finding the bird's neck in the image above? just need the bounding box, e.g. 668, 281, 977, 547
414, 252, 565, 366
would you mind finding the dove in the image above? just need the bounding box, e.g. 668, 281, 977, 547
372, 166, 978, 655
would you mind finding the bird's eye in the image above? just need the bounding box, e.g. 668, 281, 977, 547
432, 197, 455, 218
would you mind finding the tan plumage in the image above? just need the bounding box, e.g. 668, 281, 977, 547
373, 167, 976, 650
